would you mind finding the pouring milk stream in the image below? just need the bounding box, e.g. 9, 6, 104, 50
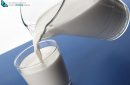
21, 0, 130, 64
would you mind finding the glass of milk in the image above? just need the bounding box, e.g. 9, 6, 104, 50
14, 40, 71, 85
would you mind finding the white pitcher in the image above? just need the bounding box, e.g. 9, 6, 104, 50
36, 0, 129, 40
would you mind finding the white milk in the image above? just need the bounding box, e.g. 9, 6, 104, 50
36, 0, 129, 40
20, 46, 69, 85
33, 0, 63, 63
20, 1, 69, 85
19, 0, 129, 84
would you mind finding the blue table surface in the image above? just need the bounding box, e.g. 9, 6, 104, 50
1, 1, 130, 85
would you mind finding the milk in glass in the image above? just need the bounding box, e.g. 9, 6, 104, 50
20, 46, 69, 85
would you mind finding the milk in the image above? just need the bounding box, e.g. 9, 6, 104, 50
16, 0, 129, 85
33, 0, 64, 63
20, 46, 69, 85
36, 0, 129, 40
19, 1, 70, 85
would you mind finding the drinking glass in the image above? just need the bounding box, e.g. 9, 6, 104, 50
14, 40, 71, 85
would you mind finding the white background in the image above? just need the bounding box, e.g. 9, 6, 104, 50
0, 0, 61, 55
0, 0, 32, 54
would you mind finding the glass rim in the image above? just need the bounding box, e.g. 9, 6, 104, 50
108, 0, 130, 40
14, 39, 58, 70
